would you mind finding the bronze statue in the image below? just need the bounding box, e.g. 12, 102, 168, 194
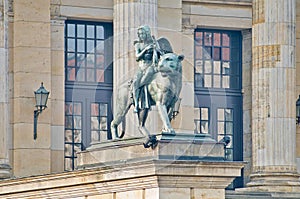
132, 25, 161, 113
110, 26, 184, 148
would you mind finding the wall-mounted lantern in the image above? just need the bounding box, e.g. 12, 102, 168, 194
34, 82, 50, 140
297, 95, 300, 126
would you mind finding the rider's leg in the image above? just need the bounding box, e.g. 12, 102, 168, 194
133, 88, 140, 113
139, 66, 155, 87
132, 71, 142, 113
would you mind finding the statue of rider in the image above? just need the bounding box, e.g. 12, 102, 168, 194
132, 25, 162, 113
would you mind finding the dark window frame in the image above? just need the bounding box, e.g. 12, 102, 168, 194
194, 29, 243, 188
64, 20, 113, 171
194, 29, 242, 93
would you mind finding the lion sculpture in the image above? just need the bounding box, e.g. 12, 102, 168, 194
110, 53, 184, 147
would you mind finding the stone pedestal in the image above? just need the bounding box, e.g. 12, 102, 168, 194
77, 133, 225, 168
0, 134, 243, 198
74, 133, 244, 199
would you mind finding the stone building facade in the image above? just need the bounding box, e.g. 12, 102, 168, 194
0, 0, 300, 198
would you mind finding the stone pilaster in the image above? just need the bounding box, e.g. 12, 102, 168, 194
11, 0, 52, 177
113, 0, 158, 137
242, 29, 252, 185
50, 17, 65, 173
248, 0, 300, 191
0, 0, 12, 179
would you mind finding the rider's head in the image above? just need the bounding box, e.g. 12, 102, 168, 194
137, 25, 152, 42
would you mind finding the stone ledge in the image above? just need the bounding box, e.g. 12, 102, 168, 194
227, 190, 300, 199
77, 133, 225, 169
182, 0, 252, 6
0, 159, 244, 198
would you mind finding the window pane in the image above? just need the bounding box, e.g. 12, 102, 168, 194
87, 55, 95, 68
204, 47, 212, 59
222, 48, 230, 61
65, 116, 72, 129
67, 68, 75, 81
73, 116, 82, 129
67, 39, 75, 52
225, 149, 233, 161
214, 75, 221, 88
213, 61, 221, 74
201, 108, 209, 120
100, 104, 108, 116
218, 109, 224, 120
96, 41, 104, 54
223, 76, 230, 88
218, 122, 225, 134
195, 60, 203, 73
222, 34, 230, 46
77, 39, 85, 53
77, 24, 85, 38
97, 26, 104, 39
204, 32, 212, 45
214, 33, 221, 46
225, 135, 233, 148
64, 144, 73, 157
204, 75, 212, 87
67, 24, 75, 37
100, 131, 107, 141
99, 117, 107, 130
213, 47, 221, 60
87, 40, 95, 53
226, 122, 233, 135
65, 130, 72, 142
195, 32, 203, 45
65, 103, 72, 115
87, 25, 95, 38
204, 61, 212, 73
77, 54, 85, 67
91, 117, 99, 130
74, 144, 82, 157
91, 103, 99, 116
200, 121, 208, 133
67, 53, 76, 66
195, 46, 203, 59
74, 103, 81, 115
222, 62, 230, 75
74, 130, 82, 143
225, 109, 233, 121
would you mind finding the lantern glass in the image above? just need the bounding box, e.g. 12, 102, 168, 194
34, 83, 49, 109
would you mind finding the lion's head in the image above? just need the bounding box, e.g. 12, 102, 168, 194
157, 53, 184, 77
